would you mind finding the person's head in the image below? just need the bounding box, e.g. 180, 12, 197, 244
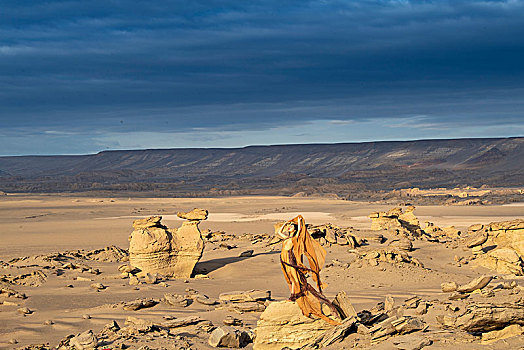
277, 221, 297, 240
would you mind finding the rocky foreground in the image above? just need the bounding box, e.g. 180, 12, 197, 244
1, 205, 523, 349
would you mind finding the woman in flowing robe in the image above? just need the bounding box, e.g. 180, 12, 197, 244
277, 215, 341, 325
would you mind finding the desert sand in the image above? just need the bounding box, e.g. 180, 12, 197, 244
1, 194, 523, 349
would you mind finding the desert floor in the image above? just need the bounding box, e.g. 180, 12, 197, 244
0, 194, 523, 349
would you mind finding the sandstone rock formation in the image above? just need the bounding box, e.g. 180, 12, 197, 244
465, 219, 524, 275
438, 300, 524, 332
481, 324, 524, 344
369, 206, 423, 237
253, 301, 333, 350
128, 211, 206, 278
177, 208, 208, 221
208, 326, 250, 348
274, 222, 362, 247
358, 249, 424, 268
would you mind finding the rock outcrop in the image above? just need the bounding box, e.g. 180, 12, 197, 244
128, 210, 206, 278
369, 206, 423, 238
438, 300, 524, 332
274, 222, 362, 247
465, 219, 524, 275
253, 301, 333, 350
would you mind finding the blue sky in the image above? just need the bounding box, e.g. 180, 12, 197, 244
1, 0, 524, 155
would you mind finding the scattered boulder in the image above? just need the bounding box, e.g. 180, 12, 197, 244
223, 316, 243, 326
239, 250, 254, 257
369, 316, 425, 342
465, 219, 524, 275
69, 330, 98, 350
388, 238, 413, 251
475, 248, 524, 275
309, 316, 357, 347
90, 283, 105, 290
122, 298, 158, 311
369, 206, 423, 238
193, 293, 218, 306
208, 326, 250, 348
161, 315, 202, 328
441, 282, 458, 293
359, 249, 424, 268
230, 302, 267, 313
438, 301, 524, 332
84, 246, 128, 262
128, 214, 205, 278
144, 273, 158, 284
391, 334, 432, 350
0, 287, 27, 299
17, 307, 32, 315
219, 290, 271, 303
456, 275, 492, 293
163, 293, 190, 307
284, 223, 362, 248
465, 231, 488, 248
253, 301, 333, 350
332, 291, 357, 319
4, 270, 47, 286
481, 324, 524, 344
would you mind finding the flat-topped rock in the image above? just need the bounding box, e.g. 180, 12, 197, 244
254, 301, 333, 350
177, 208, 208, 221
219, 289, 271, 303
132, 216, 164, 229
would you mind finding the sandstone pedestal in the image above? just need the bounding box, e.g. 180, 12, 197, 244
254, 301, 333, 350
128, 210, 206, 278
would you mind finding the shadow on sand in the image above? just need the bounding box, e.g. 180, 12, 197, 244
194, 250, 280, 274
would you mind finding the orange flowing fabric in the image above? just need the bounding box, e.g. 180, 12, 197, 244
279, 215, 341, 325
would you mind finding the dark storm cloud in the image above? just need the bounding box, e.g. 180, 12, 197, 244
1, 1, 524, 154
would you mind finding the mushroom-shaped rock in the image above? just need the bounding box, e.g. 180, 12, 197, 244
129, 215, 204, 278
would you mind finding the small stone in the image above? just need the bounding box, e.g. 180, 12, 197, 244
384, 295, 395, 312
17, 307, 31, 315
82, 314, 91, 319
465, 231, 488, 248
456, 275, 492, 293
144, 273, 158, 284
69, 330, 98, 350
123, 299, 158, 311
219, 290, 271, 303
194, 294, 218, 306
90, 283, 106, 290
332, 291, 357, 319
44, 319, 54, 325
448, 292, 469, 300
208, 326, 250, 348
415, 302, 428, 315
162, 315, 201, 328
239, 250, 254, 257
441, 282, 458, 292
8, 339, 18, 344
129, 276, 140, 285
481, 324, 524, 344
164, 293, 190, 307
223, 315, 243, 326
388, 239, 413, 251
